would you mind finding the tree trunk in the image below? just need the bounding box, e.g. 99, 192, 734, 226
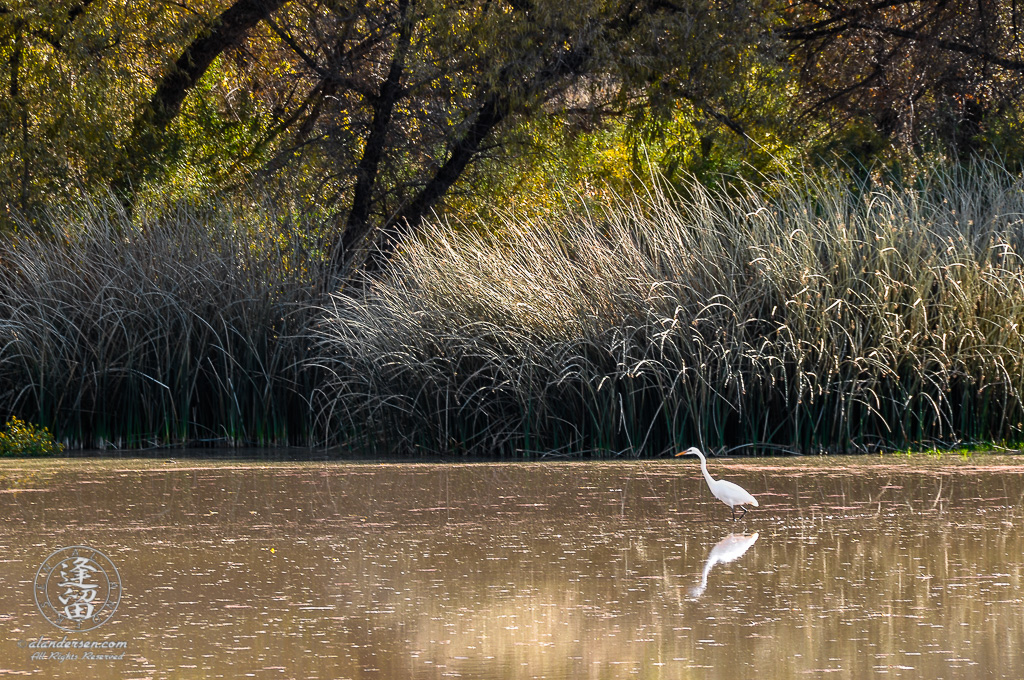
347, 93, 508, 280
114, 0, 287, 195
352, 46, 588, 279
335, 0, 412, 275
149, 0, 289, 131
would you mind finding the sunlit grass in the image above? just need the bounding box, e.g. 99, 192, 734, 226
315, 162, 1024, 456
4, 163, 1024, 456
886, 442, 1019, 459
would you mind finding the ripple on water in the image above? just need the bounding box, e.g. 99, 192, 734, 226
0, 456, 1020, 678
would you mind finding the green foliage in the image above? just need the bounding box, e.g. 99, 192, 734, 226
3, 0, 784, 246
8, 0, 1024, 243
0, 416, 63, 456
0, 0, 280, 225
449, 46, 808, 228
784, 0, 1024, 160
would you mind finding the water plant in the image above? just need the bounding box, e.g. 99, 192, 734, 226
314, 162, 1024, 456
4, 163, 1024, 456
0, 196, 328, 448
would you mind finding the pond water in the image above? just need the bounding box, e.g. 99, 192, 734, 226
0, 455, 1022, 679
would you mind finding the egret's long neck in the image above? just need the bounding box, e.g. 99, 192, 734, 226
697, 453, 715, 487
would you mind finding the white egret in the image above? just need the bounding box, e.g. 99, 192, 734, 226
690, 532, 759, 597
676, 446, 759, 518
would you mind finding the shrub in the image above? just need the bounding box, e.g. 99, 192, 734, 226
0, 416, 64, 456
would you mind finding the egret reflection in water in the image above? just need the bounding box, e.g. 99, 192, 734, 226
690, 532, 759, 598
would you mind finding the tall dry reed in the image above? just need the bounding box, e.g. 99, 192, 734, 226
315, 164, 1024, 455
0, 197, 327, 447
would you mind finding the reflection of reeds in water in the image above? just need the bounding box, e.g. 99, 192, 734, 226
312, 504, 1021, 678
0, 198, 326, 447
316, 164, 1024, 455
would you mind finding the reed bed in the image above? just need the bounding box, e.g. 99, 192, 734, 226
315, 165, 1024, 455
0, 198, 327, 448
3, 165, 1023, 455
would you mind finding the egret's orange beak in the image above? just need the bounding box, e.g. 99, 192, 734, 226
674, 451, 686, 457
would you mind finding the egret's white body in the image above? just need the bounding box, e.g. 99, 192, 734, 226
676, 446, 759, 518
690, 532, 759, 597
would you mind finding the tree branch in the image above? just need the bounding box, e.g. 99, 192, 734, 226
849, 21, 1024, 71
357, 91, 509, 276
783, 0, 1024, 72
113, 0, 287, 196
148, 0, 288, 132
781, 0, 919, 41
353, 45, 591, 276
337, 0, 412, 266
266, 17, 382, 98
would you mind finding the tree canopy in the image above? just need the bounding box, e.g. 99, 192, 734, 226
784, 0, 1024, 157
4, 0, 1024, 277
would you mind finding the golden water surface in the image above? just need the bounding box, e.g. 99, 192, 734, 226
0, 456, 1022, 679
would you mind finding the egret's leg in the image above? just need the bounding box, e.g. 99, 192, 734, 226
737, 505, 748, 518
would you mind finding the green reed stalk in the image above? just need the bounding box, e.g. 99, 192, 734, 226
0, 196, 327, 448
